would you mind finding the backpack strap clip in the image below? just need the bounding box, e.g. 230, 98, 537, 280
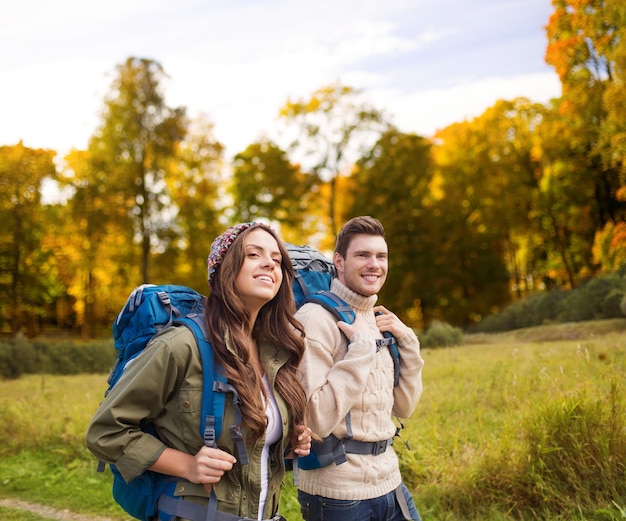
213, 380, 250, 465
204, 415, 218, 448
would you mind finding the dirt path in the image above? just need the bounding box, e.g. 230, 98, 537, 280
0, 498, 119, 521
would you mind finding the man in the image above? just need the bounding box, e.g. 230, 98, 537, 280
296, 216, 424, 521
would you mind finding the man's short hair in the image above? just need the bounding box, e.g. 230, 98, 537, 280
335, 216, 386, 258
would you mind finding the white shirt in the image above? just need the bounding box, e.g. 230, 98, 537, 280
258, 373, 282, 519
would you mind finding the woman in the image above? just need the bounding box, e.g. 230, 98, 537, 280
86, 222, 311, 521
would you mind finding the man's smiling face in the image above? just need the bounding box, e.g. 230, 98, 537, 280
334, 234, 388, 297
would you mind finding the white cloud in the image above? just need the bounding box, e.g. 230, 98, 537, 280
0, 59, 106, 153
372, 71, 562, 137
1, 0, 561, 160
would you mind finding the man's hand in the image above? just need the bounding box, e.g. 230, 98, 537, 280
373, 305, 411, 339
336, 313, 370, 341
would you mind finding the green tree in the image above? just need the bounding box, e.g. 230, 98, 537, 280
0, 142, 59, 336
279, 83, 389, 239
230, 140, 315, 243
347, 130, 436, 326
532, 103, 600, 287
89, 57, 187, 283
162, 115, 224, 291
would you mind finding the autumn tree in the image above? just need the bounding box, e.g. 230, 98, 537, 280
89, 57, 187, 284
0, 142, 58, 336
60, 148, 135, 336
545, 0, 626, 275
440, 98, 546, 296
532, 102, 600, 287
278, 84, 390, 239
52, 58, 227, 332
430, 122, 514, 326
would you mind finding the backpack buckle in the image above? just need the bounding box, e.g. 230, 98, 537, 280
371, 439, 391, 455
204, 416, 217, 448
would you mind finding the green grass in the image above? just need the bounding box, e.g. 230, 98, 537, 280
0, 319, 625, 520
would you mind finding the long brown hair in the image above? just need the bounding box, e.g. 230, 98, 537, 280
204, 224, 307, 449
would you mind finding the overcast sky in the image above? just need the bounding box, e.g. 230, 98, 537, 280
1, 0, 562, 160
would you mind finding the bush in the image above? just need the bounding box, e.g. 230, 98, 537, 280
474, 271, 626, 333
601, 289, 626, 319
528, 289, 568, 324
471, 298, 536, 333
0, 338, 115, 379
559, 274, 626, 322
421, 320, 463, 348
0, 339, 37, 379
470, 311, 511, 333
621, 294, 626, 317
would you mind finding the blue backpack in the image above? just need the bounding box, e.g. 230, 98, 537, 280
99, 284, 248, 521
285, 244, 401, 470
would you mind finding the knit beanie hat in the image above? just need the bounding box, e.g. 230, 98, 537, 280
207, 221, 273, 288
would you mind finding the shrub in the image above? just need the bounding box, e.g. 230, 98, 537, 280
471, 311, 510, 333
559, 274, 626, 322
528, 289, 567, 324
0, 339, 37, 379
421, 320, 463, 348
471, 297, 538, 333
0, 339, 115, 379
474, 271, 626, 333
621, 294, 626, 317
601, 289, 626, 319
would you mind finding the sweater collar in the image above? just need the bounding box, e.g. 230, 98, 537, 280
330, 278, 378, 312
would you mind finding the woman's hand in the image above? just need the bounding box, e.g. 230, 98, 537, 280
150, 446, 236, 486
293, 425, 312, 456
187, 446, 237, 484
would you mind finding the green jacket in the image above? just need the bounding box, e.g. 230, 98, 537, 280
86, 325, 292, 520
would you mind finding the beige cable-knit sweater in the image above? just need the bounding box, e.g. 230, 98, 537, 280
296, 278, 424, 500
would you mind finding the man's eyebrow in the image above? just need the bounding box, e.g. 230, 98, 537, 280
352, 249, 387, 256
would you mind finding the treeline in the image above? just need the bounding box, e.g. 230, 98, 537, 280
1, 1, 625, 338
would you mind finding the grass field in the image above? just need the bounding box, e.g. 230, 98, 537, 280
0, 318, 625, 520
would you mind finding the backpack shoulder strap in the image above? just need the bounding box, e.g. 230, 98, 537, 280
173, 315, 249, 464
375, 312, 400, 387
173, 315, 226, 443
303, 290, 355, 324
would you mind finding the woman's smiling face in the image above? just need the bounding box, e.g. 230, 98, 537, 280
235, 228, 283, 310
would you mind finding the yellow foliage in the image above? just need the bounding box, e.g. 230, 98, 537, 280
592, 221, 626, 272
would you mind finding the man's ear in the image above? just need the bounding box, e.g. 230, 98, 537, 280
333, 252, 344, 274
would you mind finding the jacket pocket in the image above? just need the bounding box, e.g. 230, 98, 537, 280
178, 386, 202, 444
